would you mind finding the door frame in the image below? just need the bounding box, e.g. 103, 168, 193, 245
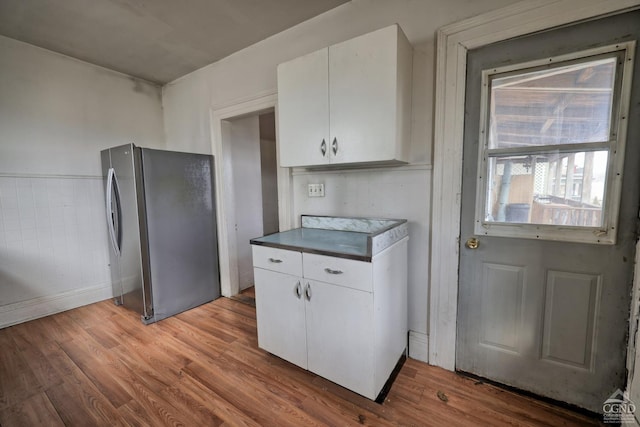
429, 0, 640, 370
210, 93, 294, 297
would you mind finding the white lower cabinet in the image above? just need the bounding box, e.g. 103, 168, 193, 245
305, 279, 374, 397
254, 268, 307, 370
252, 238, 408, 400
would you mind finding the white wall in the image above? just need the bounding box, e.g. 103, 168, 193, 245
161, 0, 522, 357
293, 166, 431, 333
0, 36, 165, 327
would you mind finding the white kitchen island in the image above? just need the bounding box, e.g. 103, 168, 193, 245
250, 216, 408, 401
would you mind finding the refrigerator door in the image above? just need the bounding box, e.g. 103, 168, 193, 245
108, 144, 147, 317
101, 149, 123, 304
140, 148, 220, 322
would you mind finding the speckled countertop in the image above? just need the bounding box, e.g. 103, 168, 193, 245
250, 215, 408, 262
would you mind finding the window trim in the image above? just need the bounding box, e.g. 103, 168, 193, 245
473, 41, 636, 244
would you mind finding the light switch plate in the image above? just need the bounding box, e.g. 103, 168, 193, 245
308, 183, 325, 197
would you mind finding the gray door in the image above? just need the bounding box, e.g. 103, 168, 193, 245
457, 11, 640, 412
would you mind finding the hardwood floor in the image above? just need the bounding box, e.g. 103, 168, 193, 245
229, 287, 256, 307
0, 295, 600, 426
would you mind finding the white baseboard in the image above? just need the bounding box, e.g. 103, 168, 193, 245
0, 283, 113, 329
409, 330, 429, 363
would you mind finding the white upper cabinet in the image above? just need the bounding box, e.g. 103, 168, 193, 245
277, 25, 413, 168
277, 48, 330, 167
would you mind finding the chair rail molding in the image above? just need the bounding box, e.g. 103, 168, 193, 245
429, 0, 640, 370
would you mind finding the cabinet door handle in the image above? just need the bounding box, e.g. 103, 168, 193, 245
320, 139, 327, 156
305, 283, 312, 301
324, 268, 343, 275
332, 137, 338, 155
268, 258, 283, 264
294, 281, 302, 299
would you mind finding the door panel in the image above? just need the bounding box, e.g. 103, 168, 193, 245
305, 279, 374, 398
541, 271, 600, 369
478, 263, 525, 353
329, 25, 397, 164
457, 11, 640, 412
254, 268, 307, 369
277, 48, 330, 167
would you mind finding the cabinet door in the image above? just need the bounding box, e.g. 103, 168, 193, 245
305, 279, 375, 399
254, 268, 307, 369
329, 25, 399, 165
277, 48, 330, 167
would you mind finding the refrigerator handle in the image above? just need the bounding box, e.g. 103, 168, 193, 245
106, 168, 121, 256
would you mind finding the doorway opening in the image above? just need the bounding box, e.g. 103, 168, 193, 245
211, 93, 292, 300
225, 110, 279, 298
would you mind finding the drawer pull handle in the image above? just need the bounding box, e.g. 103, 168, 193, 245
268, 258, 283, 263
294, 281, 302, 299
324, 268, 343, 275
305, 283, 312, 301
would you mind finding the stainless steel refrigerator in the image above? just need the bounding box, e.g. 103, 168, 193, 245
100, 143, 220, 324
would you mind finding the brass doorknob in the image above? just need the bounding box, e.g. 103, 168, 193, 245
466, 237, 479, 249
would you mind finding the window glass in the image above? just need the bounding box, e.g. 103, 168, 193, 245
475, 44, 632, 243
489, 58, 617, 149
484, 151, 608, 226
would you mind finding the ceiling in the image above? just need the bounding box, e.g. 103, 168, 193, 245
0, 0, 350, 84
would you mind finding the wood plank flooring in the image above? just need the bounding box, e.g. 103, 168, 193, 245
0, 294, 601, 426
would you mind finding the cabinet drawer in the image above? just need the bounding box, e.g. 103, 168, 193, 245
303, 253, 372, 292
252, 245, 302, 276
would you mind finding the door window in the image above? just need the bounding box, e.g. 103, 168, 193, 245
475, 43, 635, 243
